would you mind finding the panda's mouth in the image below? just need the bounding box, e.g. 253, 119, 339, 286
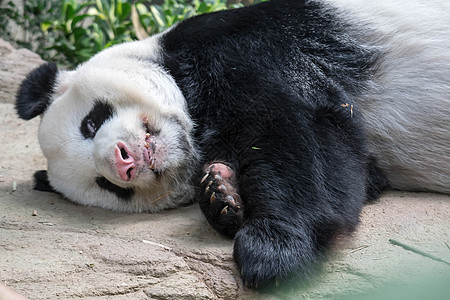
141, 122, 164, 178
144, 132, 157, 171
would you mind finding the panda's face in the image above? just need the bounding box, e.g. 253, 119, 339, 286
19, 38, 198, 212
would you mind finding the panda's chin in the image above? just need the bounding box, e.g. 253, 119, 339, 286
95, 176, 135, 201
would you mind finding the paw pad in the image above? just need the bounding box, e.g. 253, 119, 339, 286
198, 162, 244, 237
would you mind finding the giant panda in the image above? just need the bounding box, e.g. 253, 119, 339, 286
15, 0, 450, 289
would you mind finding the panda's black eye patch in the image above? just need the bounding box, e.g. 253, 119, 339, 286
80, 101, 114, 139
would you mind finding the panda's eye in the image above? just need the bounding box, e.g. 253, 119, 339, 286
86, 119, 97, 134
80, 101, 114, 139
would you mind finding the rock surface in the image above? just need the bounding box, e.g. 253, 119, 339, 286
0, 39, 44, 104
1, 39, 449, 299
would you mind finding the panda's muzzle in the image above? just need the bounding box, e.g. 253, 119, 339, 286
115, 142, 137, 181
114, 136, 160, 182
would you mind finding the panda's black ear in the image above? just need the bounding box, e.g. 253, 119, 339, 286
15, 62, 59, 120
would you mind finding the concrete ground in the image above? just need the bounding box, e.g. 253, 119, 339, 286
1, 39, 449, 299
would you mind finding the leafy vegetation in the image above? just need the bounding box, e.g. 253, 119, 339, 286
134, 0, 246, 37
0, 0, 62, 51
41, 0, 136, 65
0, 0, 267, 67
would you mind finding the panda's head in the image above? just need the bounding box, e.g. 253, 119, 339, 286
15, 37, 199, 212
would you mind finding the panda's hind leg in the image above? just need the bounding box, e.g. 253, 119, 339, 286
198, 162, 244, 237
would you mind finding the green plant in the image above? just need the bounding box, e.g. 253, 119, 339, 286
134, 0, 231, 38
0, 0, 62, 53
41, 0, 94, 65
87, 0, 134, 48
41, 0, 136, 66
0, 1, 17, 38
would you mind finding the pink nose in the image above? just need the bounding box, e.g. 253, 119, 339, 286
115, 142, 136, 181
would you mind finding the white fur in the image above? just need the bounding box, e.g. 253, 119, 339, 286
329, 0, 450, 193
38, 34, 199, 212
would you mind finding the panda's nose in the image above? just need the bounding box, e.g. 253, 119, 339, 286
115, 142, 136, 181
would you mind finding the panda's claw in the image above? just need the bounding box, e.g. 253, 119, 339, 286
200, 173, 209, 184
220, 206, 228, 216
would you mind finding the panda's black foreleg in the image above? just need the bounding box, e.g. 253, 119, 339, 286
234, 218, 317, 289
231, 159, 364, 289
232, 187, 349, 289
198, 162, 244, 238
198, 161, 346, 289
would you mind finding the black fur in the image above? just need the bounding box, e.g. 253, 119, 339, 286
95, 177, 134, 201
365, 157, 389, 202
161, 0, 386, 288
16, 62, 58, 120
33, 170, 59, 194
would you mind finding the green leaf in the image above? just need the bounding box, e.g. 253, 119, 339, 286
95, 0, 103, 13
72, 27, 87, 40
196, 2, 209, 14
115, 25, 126, 35
40, 21, 52, 33
87, 7, 100, 17
150, 5, 166, 27
135, 3, 148, 14
184, 8, 196, 19
65, 2, 76, 20
75, 48, 96, 61
60, 39, 76, 51
119, 3, 132, 21
108, 1, 116, 25
72, 14, 92, 27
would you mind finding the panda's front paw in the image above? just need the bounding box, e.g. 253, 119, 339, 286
198, 162, 243, 237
